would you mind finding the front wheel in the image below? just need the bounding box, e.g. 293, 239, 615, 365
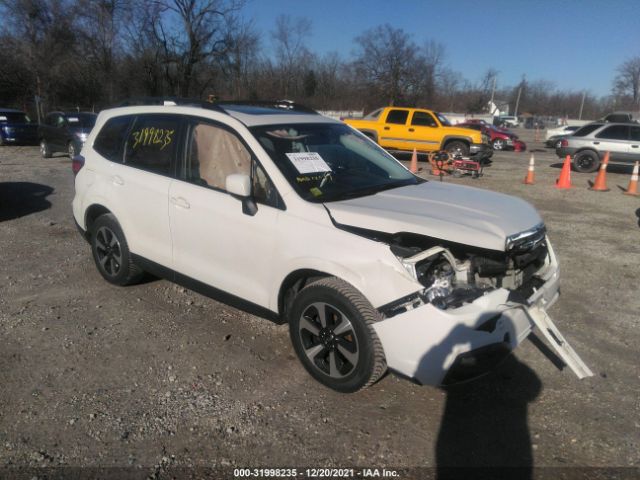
572, 150, 600, 173
288, 277, 387, 393
444, 140, 469, 157
40, 139, 52, 158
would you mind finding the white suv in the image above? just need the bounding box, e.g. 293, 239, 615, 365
73, 100, 591, 392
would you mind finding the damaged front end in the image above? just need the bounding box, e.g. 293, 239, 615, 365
368, 224, 592, 386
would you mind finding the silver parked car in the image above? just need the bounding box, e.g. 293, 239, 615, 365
555, 122, 640, 173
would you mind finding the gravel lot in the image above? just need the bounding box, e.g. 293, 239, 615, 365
1, 129, 639, 479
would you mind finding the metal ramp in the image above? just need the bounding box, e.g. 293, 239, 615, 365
527, 306, 594, 379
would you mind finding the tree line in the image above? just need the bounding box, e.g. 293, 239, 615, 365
1, 0, 638, 119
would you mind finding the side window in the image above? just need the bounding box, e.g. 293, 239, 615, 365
94, 116, 133, 162
630, 126, 640, 142
596, 125, 629, 140
186, 122, 251, 190
124, 115, 180, 176
411, 111, 437, 127
385, 109, 409, 125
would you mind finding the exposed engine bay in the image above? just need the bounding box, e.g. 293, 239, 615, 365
334, 221, 550, 318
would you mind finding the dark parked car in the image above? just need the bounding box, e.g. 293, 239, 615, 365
0, 109, 39, 146
458, 122, 526, 151
39, 111, 97, 158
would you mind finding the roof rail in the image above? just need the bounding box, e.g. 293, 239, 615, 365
216, 100, 317, 114
114, 97, 226, 113
112, 97, 317, 115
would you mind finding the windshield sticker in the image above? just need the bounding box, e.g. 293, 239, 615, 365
131, 127, 174, 150
286, 152, 331, 174
67, 117, 80, 122
0, 116, 7, 121
310, 187, 322, 197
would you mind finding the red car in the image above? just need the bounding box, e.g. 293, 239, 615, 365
458, 122, 526, 152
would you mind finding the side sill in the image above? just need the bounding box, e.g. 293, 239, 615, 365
130, 254, 282, 324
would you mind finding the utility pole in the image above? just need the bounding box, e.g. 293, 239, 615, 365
578, 91, 586, 120
489, 74, 497, 115
514, 86, 522, 117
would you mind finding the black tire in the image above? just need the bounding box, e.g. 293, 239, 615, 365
444, 140, 469, 157
572, 150, 600, 173
68, 141, 76, 158
491, 138, 505, 151
40, 139, 52, 158
288, 277, 387, 393
90, 214, 144, 286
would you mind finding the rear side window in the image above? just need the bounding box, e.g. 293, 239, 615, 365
94, 116, 133, 162
385, 110, 409, 125
124, 115, 180, 176
596, 125, 629, 140
573, 124, 603, 137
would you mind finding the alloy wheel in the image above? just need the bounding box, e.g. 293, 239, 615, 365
298, 302, 359, 379
95, 226, 123, 277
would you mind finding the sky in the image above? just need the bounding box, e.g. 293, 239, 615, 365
242, 0, 640, 97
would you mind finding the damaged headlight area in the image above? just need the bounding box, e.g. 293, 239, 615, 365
383, 226, 552, 318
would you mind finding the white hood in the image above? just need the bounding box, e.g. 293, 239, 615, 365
325, 182, 542, 251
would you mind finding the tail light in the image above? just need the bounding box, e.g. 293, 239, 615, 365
560, 139, 569, 148
72, 154, 85, 176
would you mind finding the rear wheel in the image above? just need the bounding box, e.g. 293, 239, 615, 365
444, 140, 469, 157
40, 139, 52, 158
572, 150, 600, 173
90, 214, 144, 286
288, 277, 387, 393
492, 138, 505, 150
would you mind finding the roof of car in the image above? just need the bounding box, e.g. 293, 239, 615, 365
107, 98, 337, 127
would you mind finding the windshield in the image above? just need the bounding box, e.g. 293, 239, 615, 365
65, 113, 97, 128
251, 123, 421, 203
0, 112, 31, 123
435, 112, 451, 126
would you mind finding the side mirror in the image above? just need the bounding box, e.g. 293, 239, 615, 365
226, 173, 251, 197
225, 173, 257, 216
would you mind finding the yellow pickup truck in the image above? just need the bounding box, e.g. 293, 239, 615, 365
343, 107, 492, 161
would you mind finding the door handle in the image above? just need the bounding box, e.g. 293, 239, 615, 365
408, 128, 415, 132
112, 175, 124, 186
170, 196, 190, 209
383, 126, 390, 130
592, 141, 600, 145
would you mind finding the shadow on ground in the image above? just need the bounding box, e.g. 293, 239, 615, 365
435, 355, 542, 480
0, 182, 53, 222
549, 162, 634, 175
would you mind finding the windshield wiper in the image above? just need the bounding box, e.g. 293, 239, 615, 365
322, 180, 412, 202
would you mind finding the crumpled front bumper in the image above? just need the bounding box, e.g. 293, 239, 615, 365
373, 242, 561, 386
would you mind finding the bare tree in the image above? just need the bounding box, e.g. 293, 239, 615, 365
270, 14, 313, 98
353, 24, 420, 105
613, 56, 640, 106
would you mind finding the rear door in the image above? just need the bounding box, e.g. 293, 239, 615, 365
379, 109, 410, 150
404, 110, 441, 153
594, 125, 631, 161
97, 113, 180, 267
629, 126, 640, 161
168, 118, 282, 308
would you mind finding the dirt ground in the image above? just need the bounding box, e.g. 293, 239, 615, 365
0, 128, 639, 479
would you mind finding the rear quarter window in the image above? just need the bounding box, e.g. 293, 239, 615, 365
94, 116, 134, 163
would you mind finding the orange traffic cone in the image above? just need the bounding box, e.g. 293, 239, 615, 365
624, 161, 639, 196
589, 151, 610, 192
555, 155, 573, 189
523, 154, 535, 185
409, 148, 418, 173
